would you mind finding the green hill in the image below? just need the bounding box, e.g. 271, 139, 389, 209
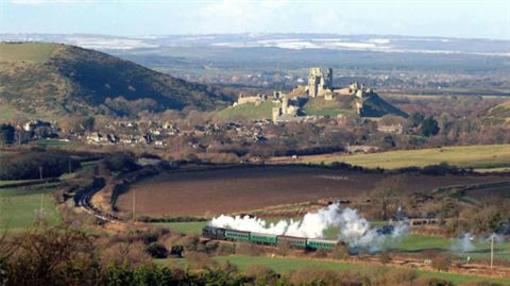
216, 91, 406, 121
216, 101, 275, 121
485, 101, 510, 124
359, 92, 408, 118
302, 97, 355, 117
0, 42, 233, 118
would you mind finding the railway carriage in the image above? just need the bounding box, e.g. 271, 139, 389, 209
224, 229, 251, 241
202, 226, 344, 252
277, 235, 307, 249
250, 232, 278, 245
306, 238, 339, 250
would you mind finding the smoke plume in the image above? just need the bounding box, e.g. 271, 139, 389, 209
451, 233, 475, 253
208, 203, 409, 250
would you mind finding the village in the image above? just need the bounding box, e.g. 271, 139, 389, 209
4, 67, 406, 153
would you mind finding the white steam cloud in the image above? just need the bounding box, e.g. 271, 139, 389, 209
208, 203, 410, 250
452, 233, 475, 253
451, 232, 507, 253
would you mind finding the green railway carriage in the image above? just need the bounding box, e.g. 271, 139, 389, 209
306, 238, 338, 250
278, 235, 307, 248
224, 229, 251, 241
203, 226, 346, 252
249, 232, 278, 245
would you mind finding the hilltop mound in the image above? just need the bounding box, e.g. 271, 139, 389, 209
0, 42, 233, 118
216, 90, 406, 121
359, 93, 407, 118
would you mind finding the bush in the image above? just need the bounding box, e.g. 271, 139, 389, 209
145, 243, 168, 259
288, 269, 339, 286
185, 252, 216, 270
431, 254, 452, 271
332, 244, 349, 260
244, 265, 279, 285
169, 245, 184, 257
0, 124, 15, 145
103, 152, 140, 173
0, 151, 81, 180
379, 251, 392, 264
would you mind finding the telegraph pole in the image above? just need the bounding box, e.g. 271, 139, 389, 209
490, 234, 494, 269
132, 189, 136, 222
38, 166, 43, 212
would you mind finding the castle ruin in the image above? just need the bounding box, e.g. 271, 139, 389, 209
307, 67, 333, 99
233, 67, 381, 122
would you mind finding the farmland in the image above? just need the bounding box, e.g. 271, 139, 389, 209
0, 182, 61, 231
279, 144, 510, 170
117, 165, 502, 217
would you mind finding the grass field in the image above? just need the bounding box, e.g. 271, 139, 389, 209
0, 182, 61, 231
303, 97, 353, 117
0, 42, 58, 63
216, 101, 274, 121
292, 144, 510, 170
154, 220, 510, 262
153, 221, 207, 235
159, 255, 510, 285
35, 139, 72, 149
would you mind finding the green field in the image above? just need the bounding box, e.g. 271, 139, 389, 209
303, 97, 353, 117
0, 42, 58, 63
216, 101, 274, 121
299, 144, 510, 170
35, 139, 72, 148
160, 255, 510, 285
153, 221, 208, 235
0, 182, 61, 231
153, 221, 510, 262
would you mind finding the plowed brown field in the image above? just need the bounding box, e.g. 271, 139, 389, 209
116, 166, 503, 217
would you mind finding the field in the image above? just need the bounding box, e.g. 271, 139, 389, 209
118, 166, 502, 217
153, 221, 207, 235
0, 182, 61, 231
0, 42, 58, 63
302, 97, 353, 117
215, 101, 274, 121
280, 144, 510, 170
160, 255, 510, 285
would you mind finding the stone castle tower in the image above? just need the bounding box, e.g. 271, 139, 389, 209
308, 67, 333, 98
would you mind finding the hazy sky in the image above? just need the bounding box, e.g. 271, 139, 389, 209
1, 0, 509, 40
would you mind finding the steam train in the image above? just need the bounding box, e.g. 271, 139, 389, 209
202, 225, 343, 251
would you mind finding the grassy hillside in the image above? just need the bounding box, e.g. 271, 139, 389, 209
216, 92, 405, 121
293, 144, 510, 170
0, 42, 233, 118
485, 101, 510, 124
302, 97, 354, 117
360, 93, 408, 118
216, 101, 275, 121
0, 42, 58, 63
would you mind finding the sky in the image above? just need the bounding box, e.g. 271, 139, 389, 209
0, 0, 509, 40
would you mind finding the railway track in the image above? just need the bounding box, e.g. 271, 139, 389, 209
74, 177, 123, 224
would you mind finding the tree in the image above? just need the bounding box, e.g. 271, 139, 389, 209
407, 112, 425, 129
0, 124, 15, 145
82, 116, 95, 131
145, 243, 168, 259
420, 117, 440, 137
431, 254, 451, 271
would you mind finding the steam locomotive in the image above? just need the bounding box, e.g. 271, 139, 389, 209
202, 225, 344, 251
